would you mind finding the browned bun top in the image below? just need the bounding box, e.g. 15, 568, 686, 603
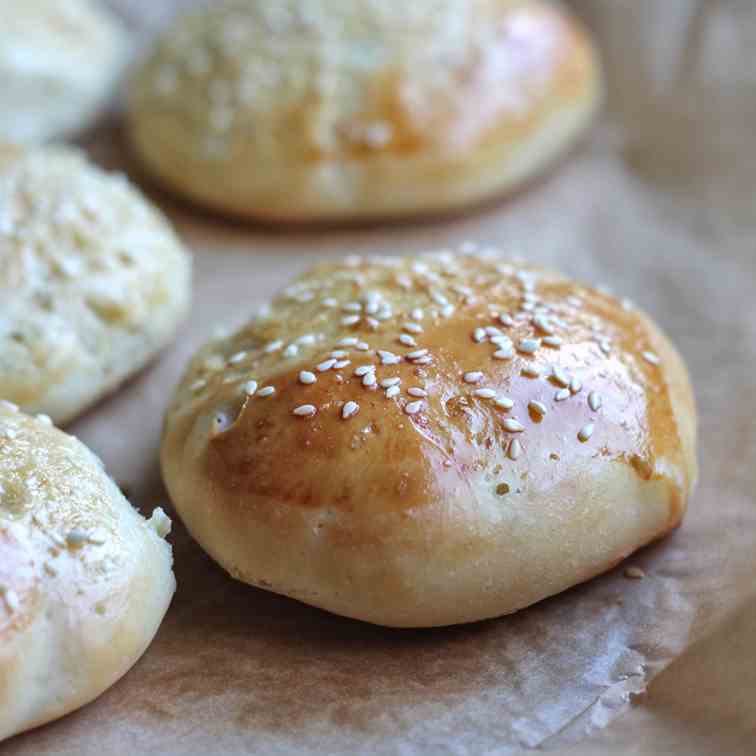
164, 248, 695, 527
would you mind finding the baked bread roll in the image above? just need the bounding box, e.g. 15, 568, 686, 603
0, 143, 191, 424
161, 248, 697, 628
128, 0, 602, 222
0, 403, 175, 741
0, 0, 129, 144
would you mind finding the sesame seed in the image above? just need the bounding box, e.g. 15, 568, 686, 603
502, 419, 525, 433
499, 313, 515, 327
413, 356, 432, 365
343, 301, 362, 312
406, 349, 428, 360
355, 342, 370, 351
588, 392, 602, 411
521, 365, 541, 378
551, 366, 570, 387
36, 414, 53, 426
399, 333, 417, 347
342, 401, 360, 419
299, 371, 317, 385
190, 379, 206, 393
578, 423, 595, 442
508, 439, 523, 460
431, 292, 448, 306
411, 308, 424, 320
463, 371, 484, 384
643, 351, 660, 365
258, 386, 275, 397
385, 385, 400, 398
297, 334, 318, 346
599, 339, 612, 355
316, 359, 337, 372
293, 404, 317, 417
362, 373, 377, 388
396, 275, 412, 290
338, 337, 358, 346
473, 327, 487, 343
474, 388, 497, 399
567, 296, 582, 307
380, 377, 401, 388
405, 400, 424, 415
378, 350, 402, 365
66, 529, 89, 548
621, 298, 635, 311
555, 388, 570, 401
364, 301, 380, 316
282, 344, 299, 358
493, 347, 514, 360
495, 397, 514, 410
529, 401, 547, 416
366, 317, 379, 330
377, 307, 393, 321
1, 587, 20, 612
211, 413, 229, 434
229, 351, 247, 364
264, 340, 283, 353
408, 387, 427, 398
518, 338, 541, 354
341, 315, 360, 326
441, 304, 455, 318
485, 326, 503, 338
542, 336, 562, 349
403, 322, 423, 334
354, 365, 375, 377
533, 315, 554, 335
490, 335, 512, 347
243, 380, 258, 396
321, 298, 338, 307
330, 350, 348, 358
334, 360, 351, 369
569, 378, 582, 394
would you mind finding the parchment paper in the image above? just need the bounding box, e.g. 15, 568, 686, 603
5, 1, 756, 753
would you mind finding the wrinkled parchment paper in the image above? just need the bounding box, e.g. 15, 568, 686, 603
6, 1, 756, 753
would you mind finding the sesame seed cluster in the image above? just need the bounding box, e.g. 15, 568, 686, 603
131, 0, 562, 162
175, 244, 663, 465
0, 146, 191, 422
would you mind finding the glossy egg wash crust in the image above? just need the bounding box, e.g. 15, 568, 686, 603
0, 403, 175, 741
129, 0, 602, 221
161, 246, 697, 628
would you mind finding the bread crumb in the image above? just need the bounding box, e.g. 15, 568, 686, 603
624, 566, 645, 579
148, 507, 172, 539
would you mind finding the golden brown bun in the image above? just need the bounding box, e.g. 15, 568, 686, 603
0, 144, 192, 424
128, 0, 602, 222
161, 248, 697, 628
0, 0, 129, 144
0, 404, 175, 741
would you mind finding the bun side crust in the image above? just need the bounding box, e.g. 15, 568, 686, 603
128, 0, 602, 221
0, 405, 175, 740
161, 250, 696, 627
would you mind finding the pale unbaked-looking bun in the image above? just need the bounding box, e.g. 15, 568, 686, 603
0, 0, 129, 144
128, 0, 602, 222
0, 143, 192, 424
161, 247, 697, 628
0, 403, 175, 741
